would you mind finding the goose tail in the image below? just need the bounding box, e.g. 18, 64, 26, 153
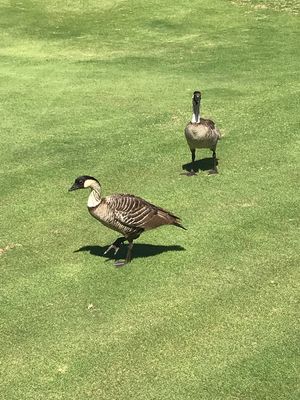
173, 220, 187, 230
215, 127, 222, 139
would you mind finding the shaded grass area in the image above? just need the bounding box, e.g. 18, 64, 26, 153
0, 0, 299, 399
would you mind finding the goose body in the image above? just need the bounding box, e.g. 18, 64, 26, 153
184, 119, 220, 150
69, 176, 185, 266
184, 91, 221, 175
88, 193, 183, 235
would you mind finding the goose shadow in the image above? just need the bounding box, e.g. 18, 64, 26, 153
75, 243, 185, 261
182, 157, 219, 173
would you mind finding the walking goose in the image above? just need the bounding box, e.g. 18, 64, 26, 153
184, 90, 221, 175
69, 175, 186, 266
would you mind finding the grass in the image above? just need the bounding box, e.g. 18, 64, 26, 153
0, 0, 299, 399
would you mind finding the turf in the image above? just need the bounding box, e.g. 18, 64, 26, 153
0, 0, 299, 399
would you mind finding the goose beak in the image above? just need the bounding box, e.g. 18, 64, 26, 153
68, 183, 78, 192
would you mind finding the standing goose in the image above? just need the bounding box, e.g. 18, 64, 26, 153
184, 90, 221, 175
69, 176, 186, 266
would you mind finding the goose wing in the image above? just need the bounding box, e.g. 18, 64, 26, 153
106, 194, 181, 230
200, 117, 215, 129
200, 118, 221, 139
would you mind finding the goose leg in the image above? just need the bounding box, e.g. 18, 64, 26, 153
114, 241, 134, 267
126, 240, 134, 263
208, 150, 218, 175
114, 232, 142, 267
185, 149, 197, 176
104, 236, 126, 256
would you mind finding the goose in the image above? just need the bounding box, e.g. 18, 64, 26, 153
184, 90, 221, 175
69, 175, 186, 266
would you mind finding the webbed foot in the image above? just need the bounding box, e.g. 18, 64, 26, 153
104, 244, 120, 256
181, 170, 197, 177
104, 237, 126, 257
114, 259, 127, 267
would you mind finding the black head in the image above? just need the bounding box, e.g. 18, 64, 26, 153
193, 90, 201, 105
68, 175, 99, 192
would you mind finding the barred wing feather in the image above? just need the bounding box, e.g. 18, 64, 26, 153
106, 194, 182, 230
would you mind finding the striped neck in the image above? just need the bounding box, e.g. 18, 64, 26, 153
87, 181, 102, 208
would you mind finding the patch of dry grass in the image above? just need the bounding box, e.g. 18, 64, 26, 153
230, 0, 300, 14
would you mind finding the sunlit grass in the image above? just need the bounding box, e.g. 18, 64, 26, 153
0, 1, 299, 399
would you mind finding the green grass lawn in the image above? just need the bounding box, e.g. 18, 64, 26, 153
0, 0, 299, 398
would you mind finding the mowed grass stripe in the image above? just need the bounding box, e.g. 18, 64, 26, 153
0, 0, 299, 399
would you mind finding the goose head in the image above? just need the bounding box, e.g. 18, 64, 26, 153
68, 175, 100, 192
193, 90, 201, 106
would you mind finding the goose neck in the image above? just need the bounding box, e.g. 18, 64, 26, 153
192, 100, 201, 123
87, 182, 102, 208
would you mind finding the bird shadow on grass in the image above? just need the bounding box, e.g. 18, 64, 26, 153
182, 157, 218, 173
75, 243, 185, 261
